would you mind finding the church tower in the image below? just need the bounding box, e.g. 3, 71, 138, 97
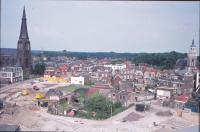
17, 6, 32, 74
187, 39, 197, 67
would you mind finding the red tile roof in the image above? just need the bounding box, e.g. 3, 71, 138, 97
59, 66, 68, 70
126, 64, 131, 68
149, 69, 155, 72
174, 94, 189, 102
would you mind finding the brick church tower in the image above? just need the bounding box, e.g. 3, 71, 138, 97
17, 6, 32, 74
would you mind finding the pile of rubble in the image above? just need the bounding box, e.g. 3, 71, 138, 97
155, 110, 173, 117
123, 112, 144, 121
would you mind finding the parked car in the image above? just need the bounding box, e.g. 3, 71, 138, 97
26, 83, 32, 86
30, 82, 35, 85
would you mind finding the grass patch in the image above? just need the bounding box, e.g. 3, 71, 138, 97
59, 101, 72, 109
59, 84, 90, 92
47, 103, 135, 120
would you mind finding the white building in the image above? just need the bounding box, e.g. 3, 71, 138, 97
0, 61, 23, 83
71, 76, 84, 85
104, 64, 126, 70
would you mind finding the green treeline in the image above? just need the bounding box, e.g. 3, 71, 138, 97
132, 51, 187, 70
31, 51, 139, 60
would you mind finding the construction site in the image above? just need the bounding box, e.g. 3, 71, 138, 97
0, 81, 199, 132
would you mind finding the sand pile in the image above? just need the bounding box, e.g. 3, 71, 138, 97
155, 110, 173, 117
28, 105, 40, 111
123, 112, 144, 121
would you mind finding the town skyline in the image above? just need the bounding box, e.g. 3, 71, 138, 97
1, 1, 199, 55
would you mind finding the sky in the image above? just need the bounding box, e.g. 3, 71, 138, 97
1, 1, 200, 55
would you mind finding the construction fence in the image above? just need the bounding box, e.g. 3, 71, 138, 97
41, 77, 69, 82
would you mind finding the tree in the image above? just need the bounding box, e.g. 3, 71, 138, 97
23, 74, 29, 80
78, 54, 87, 60
145, 84, 151, 91
114, 101, 122, 108
62, 50, 67, 52
40, 57, 44, 61
37, 53, 42, 57
77, 91, 85, 103
47, 56, 51, 61
86, 111, 93, 119
85, 94, 114, 119
90, 91, 99, 98
115, 85, 119, 90
110, 60, 119, 65
34, 63, 46, 75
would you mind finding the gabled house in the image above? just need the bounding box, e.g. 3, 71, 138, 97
112, 74, 123, 87
174, 94, 190, 110
85, 85, 112, 99
54, 66, 68, 78
106, 90, 135, 107
45, 89, 63, 101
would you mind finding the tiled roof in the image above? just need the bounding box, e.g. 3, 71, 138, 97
126, 64, 131, 68
59, 66, 68, 70
174, 94, 189, 102
0, 48, 17, 57
175, 59, 187, 66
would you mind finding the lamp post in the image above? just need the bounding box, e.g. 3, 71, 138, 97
109, 104, 112, 123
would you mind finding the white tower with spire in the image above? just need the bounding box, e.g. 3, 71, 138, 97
187, 39, 197, 68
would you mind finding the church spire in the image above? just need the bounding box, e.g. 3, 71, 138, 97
190, 38, 196, 47
19, 6, 29, 39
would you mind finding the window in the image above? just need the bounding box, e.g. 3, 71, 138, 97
127, 75, 129, 79
120, 95, 122, 99
124, 72, 126, 74
124, 76, 126, 79
26, 58, 28, 68
26, 44, 29, 50
105, 74, 107, 77
108, 94, 111, 98
176, 103, 179, 108
102, 74, 104, 77
123, 96, 125, 100
127, 71, 129, 74
130, 75, 132, 79
113, 94, 115, 99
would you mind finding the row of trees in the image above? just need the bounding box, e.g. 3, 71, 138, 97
31, 51, 139, 60
132, 51, 188, 70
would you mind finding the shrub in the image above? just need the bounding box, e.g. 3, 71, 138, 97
128, 103, 135, 108
114, 101, 122, 108
94, 112, 100, 120
79, 106, 84, 110
120, 107, 126, 111
86, 111, 93, 119
78, 111, 86, 117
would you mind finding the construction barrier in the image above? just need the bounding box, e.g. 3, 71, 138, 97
40, 77, 69, 82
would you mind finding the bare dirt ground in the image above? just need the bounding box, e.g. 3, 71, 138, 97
123, 112, 144, 121
0, 82, 199, 132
